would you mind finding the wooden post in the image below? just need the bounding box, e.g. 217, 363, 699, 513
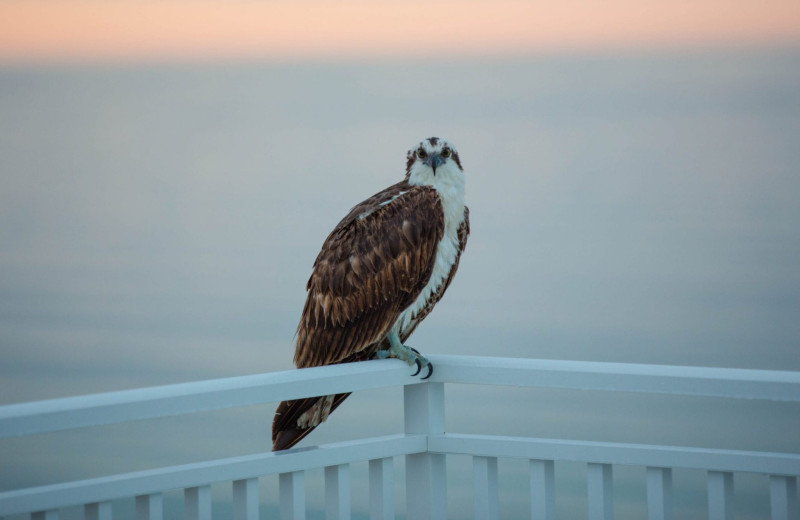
135, 494, 163, 520
404, 382, 446, 520
707, 471, 733, 520
588, 463, 613, 520
280, 471, 305, 520
233, 478, 259, 520
369, 457, 394, 520
85, 502, 112, 520
185, 486, 212, 520
646, 467, 673, 520
530, 460, 555, 520
769, 475, 798, 520
473, 456, 499, 520
325, 464, 351, 520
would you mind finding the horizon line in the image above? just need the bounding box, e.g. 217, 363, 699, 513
1, 40, 798, 69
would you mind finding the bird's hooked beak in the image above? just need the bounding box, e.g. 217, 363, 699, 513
424, 154, 445, 175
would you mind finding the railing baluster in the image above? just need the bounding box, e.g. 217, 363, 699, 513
369, 457, 394, 520
707, 471, 733, 520
31, 511, 58, 520
530, 459, 555, 520
325, 464, 351, 520
587, 463, 614, 520
646, 467, 673, 520
280, 470, 306, 520
769, 475, 798, 520
404, 382, 446, 520
136, 493, 163, 520
473, 456, 499, 520
233, 478, 259, 520
85, 501, 112, 520
185, 485, 211, 520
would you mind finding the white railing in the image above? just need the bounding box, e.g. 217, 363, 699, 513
1, 354, 799, 520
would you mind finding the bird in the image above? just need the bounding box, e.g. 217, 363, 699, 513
271, 137, 470, 451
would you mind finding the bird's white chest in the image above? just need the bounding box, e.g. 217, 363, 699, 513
395, 177, 465, 334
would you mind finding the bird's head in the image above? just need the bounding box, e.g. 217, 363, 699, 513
405, 137, 463, 187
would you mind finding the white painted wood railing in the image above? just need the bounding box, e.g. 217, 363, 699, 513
1, 355, 799, 519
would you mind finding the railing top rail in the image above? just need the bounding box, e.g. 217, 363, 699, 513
1, 355, 798, 439
427, 355, 800, 401
0, 359, 417, 439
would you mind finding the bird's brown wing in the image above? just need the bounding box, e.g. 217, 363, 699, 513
272, 182, 444, 450
294, 182, 445, 368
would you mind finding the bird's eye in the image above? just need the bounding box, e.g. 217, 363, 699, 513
417, 149, 428, 159
441, 147, 451, 158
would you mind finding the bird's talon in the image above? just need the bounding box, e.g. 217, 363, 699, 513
411, 359, 422, 377
422, 362, 433, 380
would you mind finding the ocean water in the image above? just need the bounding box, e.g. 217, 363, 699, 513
1, 48, 799, 518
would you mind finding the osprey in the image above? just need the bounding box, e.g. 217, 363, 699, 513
272, 137, 470, 451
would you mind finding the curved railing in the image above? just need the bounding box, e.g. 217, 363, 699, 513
1, 355, 798, 519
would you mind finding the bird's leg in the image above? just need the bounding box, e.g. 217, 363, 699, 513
375, 330, 433, 379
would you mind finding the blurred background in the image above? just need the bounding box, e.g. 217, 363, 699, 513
1, 1, 799, 518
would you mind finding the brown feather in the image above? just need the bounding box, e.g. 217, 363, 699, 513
293, 182, 445, 367
272, 394, 348, 451
273, 181, 470, 451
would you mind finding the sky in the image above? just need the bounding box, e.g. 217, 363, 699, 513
1, 0, 799, 63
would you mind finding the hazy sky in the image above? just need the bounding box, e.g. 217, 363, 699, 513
1, 0, 799, 63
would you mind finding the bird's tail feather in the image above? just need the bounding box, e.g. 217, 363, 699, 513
272, 393, 351, 451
